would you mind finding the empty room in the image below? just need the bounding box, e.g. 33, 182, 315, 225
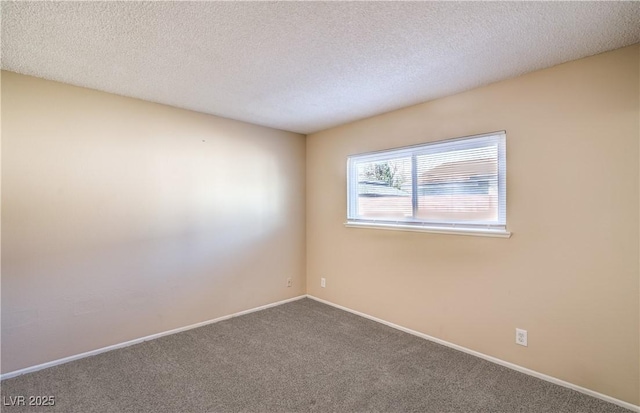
1, 1, 639, 412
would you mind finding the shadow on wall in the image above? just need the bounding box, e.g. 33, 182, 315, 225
1, 120, 300, 372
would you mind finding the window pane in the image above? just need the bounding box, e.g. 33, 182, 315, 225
356, 157, 412, 220
347, 132, 506, 231
416, 145, 498, 222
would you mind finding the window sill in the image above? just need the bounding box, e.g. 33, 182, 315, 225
344, 221, 512, 238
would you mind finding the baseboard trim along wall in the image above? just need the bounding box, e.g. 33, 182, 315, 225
3, 293, 638, 412
306, 295, 640, 413
0, 295, 307, 381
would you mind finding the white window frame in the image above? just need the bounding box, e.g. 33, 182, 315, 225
346, 131, 510, 238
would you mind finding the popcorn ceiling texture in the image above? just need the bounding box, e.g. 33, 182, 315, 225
2, 1, 639, 134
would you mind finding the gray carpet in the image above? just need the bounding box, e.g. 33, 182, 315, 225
0, 298, 633, 413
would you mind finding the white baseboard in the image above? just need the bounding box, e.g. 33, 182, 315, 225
307, 295, 640, 413
0, 295, 306, 381
3, 293, 638, 412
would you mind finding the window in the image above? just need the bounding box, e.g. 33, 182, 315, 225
346, 131, 509, 237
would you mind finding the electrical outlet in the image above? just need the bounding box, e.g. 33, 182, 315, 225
286, 278, 292, 288
320, 278, 326, 288
516, 328, 528, 347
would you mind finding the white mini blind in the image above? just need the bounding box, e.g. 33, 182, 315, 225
347, 131, 506, 232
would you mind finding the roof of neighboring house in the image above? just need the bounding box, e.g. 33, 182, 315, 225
358, 181, 410, 197
419, 158, 496, 184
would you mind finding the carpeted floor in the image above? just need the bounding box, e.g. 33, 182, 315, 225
0, 298, 633, 413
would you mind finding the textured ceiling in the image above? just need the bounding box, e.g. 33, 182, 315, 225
2, 2, 639, 134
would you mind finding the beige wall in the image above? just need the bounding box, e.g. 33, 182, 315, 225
1, 71, 306, 373
307, 45, 640, 404
2, 46, 639, 405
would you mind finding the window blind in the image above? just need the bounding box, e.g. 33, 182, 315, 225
347, 131, 506, 232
